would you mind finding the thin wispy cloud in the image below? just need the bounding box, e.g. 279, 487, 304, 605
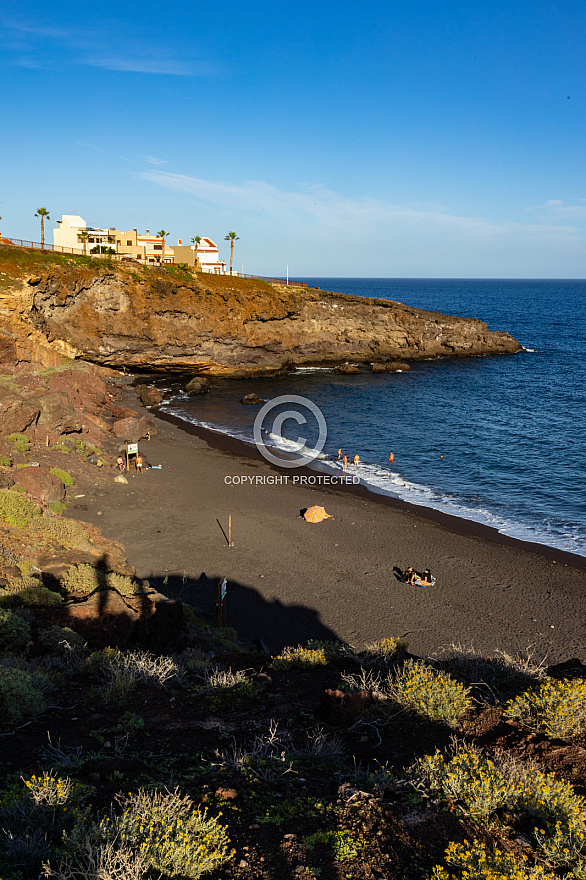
540, 199, 586, 219
84, 56, 209, 76
0, 13, 217, 76
139, 170, 581, 242
143, 156, 168, 167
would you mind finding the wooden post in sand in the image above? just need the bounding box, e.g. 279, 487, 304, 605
228, 514, 232, 547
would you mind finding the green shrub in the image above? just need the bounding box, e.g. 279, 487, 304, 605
3, 583, 63, 608
0, 667, 46, 720
431, 839, 556, 880
48, 501, 66, 515
36, 518, 88, 549
60, 564, 138, 597
38, 626, 86, 656
0, 609, 31, 652
391, 660, 472, 723
0, 489, 41, 527
6, 433, 30, 453
49, 468, 74, 486
60, 563, 99, 594
0, 455, 13, 467
303, 829, 358, 861
504, 678, 586, 739
108, 788, 230, 878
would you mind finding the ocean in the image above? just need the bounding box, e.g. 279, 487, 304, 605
158, 278, 586, 558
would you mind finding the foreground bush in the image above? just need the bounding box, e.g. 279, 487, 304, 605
0, 608, 31, 652
0, 581, 63, 608
0, 488, 40, 527
38, 626, 86, 656
0, 666, 46, 720
36, 518, 88, 549
110, 788, 230, 878
85, 648, 180, 703
505, 678, 586, 738
272, 644, 328, 669
60, 563, 139, 597
391, 660, 472, 724
431, 840, 556, 880
417, 748, 586, 865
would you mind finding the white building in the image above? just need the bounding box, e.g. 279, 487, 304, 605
196, 238, 228, 274
53, 215, 174, 263
53, 215, 117, 253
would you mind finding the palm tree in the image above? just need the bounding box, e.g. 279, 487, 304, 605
224, 232, 239, 275
77, 230, 90, 255
157, 230, 169, 265
191, 235, 201, 268
35, 208, 50, 250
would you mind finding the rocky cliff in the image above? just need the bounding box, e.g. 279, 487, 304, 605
0, 246, 521, 375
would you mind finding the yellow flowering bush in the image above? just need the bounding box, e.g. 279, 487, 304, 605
271, 645, 328, 669
359, 636, 409, 667
505, 678, 586, 738
418, 750, 513, 816
391, 660, 472, 724
109, 788, 230, 878
417, 749, 586, 866
431, 840, 556, 880
24, 773, 77, 807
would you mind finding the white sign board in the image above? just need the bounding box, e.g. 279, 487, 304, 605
126, 442, 138, 454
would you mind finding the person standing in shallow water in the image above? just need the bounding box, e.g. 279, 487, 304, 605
342, 454, 348, 474
353, 453, 360, 466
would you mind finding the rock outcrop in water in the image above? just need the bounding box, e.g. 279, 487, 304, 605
0, 247, 521, 375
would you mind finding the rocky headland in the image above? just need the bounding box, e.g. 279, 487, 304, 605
0, 245, 520, 376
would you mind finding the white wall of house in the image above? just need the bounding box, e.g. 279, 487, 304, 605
197, 237, 227, 274
53, 215, 87, 249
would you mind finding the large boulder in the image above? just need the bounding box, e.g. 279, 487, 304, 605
334, 364, 361, 374
112, 416, 153, 442
240, 393, 264, 405
136, 385, 163, 406
54, 584, 183, 651
386, 361, 410, 372
34, 392, 81, 434
12, 467, 66, 504
0, 388, 40, 434
61, 588, 139, 649
186, 377, 210, 394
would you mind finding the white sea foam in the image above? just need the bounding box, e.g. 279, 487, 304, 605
267, 432, 328, 460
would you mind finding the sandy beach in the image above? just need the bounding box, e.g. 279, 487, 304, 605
70, 404, 586, 665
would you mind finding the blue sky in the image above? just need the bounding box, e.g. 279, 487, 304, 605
1, 0, 584, 277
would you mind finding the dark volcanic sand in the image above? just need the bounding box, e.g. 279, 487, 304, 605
71, 410, 586, 664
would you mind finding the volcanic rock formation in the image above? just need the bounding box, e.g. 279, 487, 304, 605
0, 248, 521, 376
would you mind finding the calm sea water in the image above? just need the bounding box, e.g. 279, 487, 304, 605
160, 279, 586, 558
